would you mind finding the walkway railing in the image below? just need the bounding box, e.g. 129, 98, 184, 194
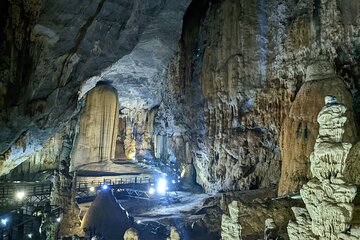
0, 176, 154, 209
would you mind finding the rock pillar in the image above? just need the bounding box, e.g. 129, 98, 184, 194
71, 84, 119, 169
288, 96, 360, 239
221, 201, 242, 240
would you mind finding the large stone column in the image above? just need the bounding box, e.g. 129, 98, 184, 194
71, 83, 119, 169
288, 96, 360, 240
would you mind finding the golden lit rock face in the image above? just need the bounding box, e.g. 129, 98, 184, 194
124, 119, 136, 159
71, 84, 119, 169
124, 228, 139, 240
278, 62, 358, 196
344, 142, 360, 185
118, 108, 156, 160
168, 226, 181, 240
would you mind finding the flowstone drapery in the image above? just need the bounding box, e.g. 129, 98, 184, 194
288, 96, 360, 240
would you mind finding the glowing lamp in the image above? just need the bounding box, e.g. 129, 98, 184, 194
1, 218, 8, 226
16, 191, 25, 200
156, 178, 167, 194
148, 187, 155, 195
89, 186, 95, 192
56, 217, 61, 223
102, 185, 108, 190
27, 233, 33, 238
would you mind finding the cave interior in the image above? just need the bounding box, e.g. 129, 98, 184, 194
1, 0, 360, 239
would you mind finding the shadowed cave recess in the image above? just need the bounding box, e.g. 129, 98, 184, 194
1, 0, 360, 239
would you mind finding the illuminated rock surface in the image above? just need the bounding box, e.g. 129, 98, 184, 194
123, 228, 139, 240
221, 201, 242, 240
278, 61, 358, 196
288, 96, 360, 240
160, 0, 360, 192
167, 226, 181, 240
71, 84, 119, 170
0, 0, 191, 172
1, 0, 360, 194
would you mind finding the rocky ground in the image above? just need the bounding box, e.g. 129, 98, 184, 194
79, 187, 303, 240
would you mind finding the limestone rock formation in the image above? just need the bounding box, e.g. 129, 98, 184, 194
288, 96, 360, 240
264, 218, 279, 240
221, 201, 242, 240
0, 130, 62, 177
278, 61, 358, 196
220, 191, 299, 240
123, 228, 139, 240
51, 171, 83, 238
287, 207, 316, 240
71, 84, 119, 169
167, 226, 181, 240
160, 0, 360, 192
344, 141, 360, 185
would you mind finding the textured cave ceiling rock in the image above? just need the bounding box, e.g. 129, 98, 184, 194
0, 0, 191, 174
79, 0, 191, 110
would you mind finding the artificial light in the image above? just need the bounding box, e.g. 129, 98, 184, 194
157, 178, 167, 195
148, 187, 155, 195
1, 218, 8, 226
16, 191, 25, 200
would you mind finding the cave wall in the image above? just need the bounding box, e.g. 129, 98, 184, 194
158, 0, 360, 192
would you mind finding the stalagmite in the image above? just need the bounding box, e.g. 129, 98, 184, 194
123, 227, 139, 240
288, 96, 360, 240
71, 83, 119, 169
264, 218, 279, 240
167, 226, 181, 240
221, 201, 242, 240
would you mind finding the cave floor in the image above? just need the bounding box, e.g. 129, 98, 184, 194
79, 191, 221, 239
78, 191, 217, 224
